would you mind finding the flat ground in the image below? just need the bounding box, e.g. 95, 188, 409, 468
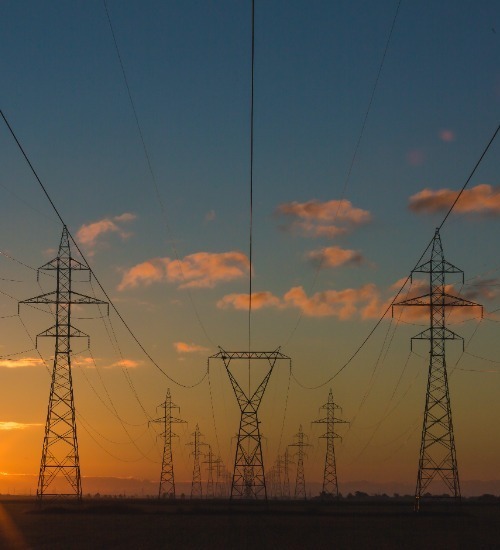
0, 497, 499, 549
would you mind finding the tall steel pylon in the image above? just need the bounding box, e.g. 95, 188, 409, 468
187, 424, 206, 499
313, 389, 348, 498
203, 445, 215, 499
289, 425, 311, 500
394, 228, 481, 510
282, 448, 291, 499
20, 226, 107, 500
150, 388, 186, 499
209, 348, 291, 499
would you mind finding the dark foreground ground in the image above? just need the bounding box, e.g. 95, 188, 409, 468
0, 497, 499, 549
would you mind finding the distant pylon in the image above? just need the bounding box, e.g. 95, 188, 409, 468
283, 448, 292, 499
394, 228, 482, 510
203, 445, 216, 499
289, 425, 311, 500
149, 388, 186, 499
313, 389, 348, 498
20, 226, 107, 500
187, 424, 207, 499
209, 348, 291, 499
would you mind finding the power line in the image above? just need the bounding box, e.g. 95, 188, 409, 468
283, 0, 402, 347
291, 121, 500, 390
0, 108, 208, 389
101, 0, 215, 349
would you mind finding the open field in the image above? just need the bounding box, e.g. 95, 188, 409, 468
0, 497, 499, 549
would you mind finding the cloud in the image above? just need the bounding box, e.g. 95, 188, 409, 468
439, 129, 455, 142
173, 342, 209, 354
306, 246, 365, 269
0, 421, 43, 431
283, 285, 382, 319
205, 210, 216, 222
218, 285, 383, 319
118, 251, 250, 290
406, 149, 425, 166
72, 357, 142, 368
409, 184, 500, 216
217, 291, 282, 311
275, 199, 371, 239
109, 359, 142, 368
76, 212, 137, 254
0, 357, 45, 368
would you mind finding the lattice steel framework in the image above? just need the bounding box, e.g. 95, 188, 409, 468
203, 445, 216, 499
20, 226, 107, 500
209, 348, 291, 499
289, 424, 311, 500
187, 424, 206, 499
313, 389, 347, 498
283, 448, 291, 499
150, 388, 186, 499
394, 228, 481, 510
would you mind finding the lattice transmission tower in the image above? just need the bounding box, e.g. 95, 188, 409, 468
313, 389, 348, 498
282, 448, 292, 499
150, 388, 186, 499
394, 228, 481, 510
187, 424, 207, 499
20, 226, 107, 500
209, 348, 291, 499
203, 445, 215, 499
289, 425, 311, 500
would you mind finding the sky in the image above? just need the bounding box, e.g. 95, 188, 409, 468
0, 0, 499, 497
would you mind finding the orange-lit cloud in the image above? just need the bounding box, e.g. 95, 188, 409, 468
0, 357, 45, 368
217, 291, 282, 311
72, 357, 142, 368
409, 184, 500, 216
0, 421, 43, 430
205, 210, 216, 222
173, 342, 209, 354
218, 285, 383, 319
307, 246, 364, 268
275, 199, 371, 239
439, 129, 455, 142
109, 359, 142, 368
283, 285, 381, 319
118, 251, 250, 290
77, 212, 137, 254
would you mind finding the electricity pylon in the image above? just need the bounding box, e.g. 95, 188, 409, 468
187, 424, 206, 499
313, 389, 348, 498
149, 388, 186, 499
203, 445, 215, 499
20, 226, 107, 500
289, 425, 311, 500
394, 228, 482, 511
283, 448, 292, 499
209, 348, 291, 499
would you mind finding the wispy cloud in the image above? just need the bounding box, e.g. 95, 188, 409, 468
76, 212, 137, 255
0, 421, 43, 431
218, 285, 383, 319
306, 246, 365, 269
283, 285, 381, 319
72, 357, 142, 369
275, 199, 371, 239
0, 357, 45, 368
217, 291, 282, 311
205, 210, 216, 222
173, 342, 209, 354
118, 251, 250, 290
409, 184, 500, 216
439, 129, 455, 142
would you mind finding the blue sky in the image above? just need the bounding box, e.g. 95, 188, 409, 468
0, 1, 499, 494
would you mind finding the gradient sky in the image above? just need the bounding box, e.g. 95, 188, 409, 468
0, 0, 500, 496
